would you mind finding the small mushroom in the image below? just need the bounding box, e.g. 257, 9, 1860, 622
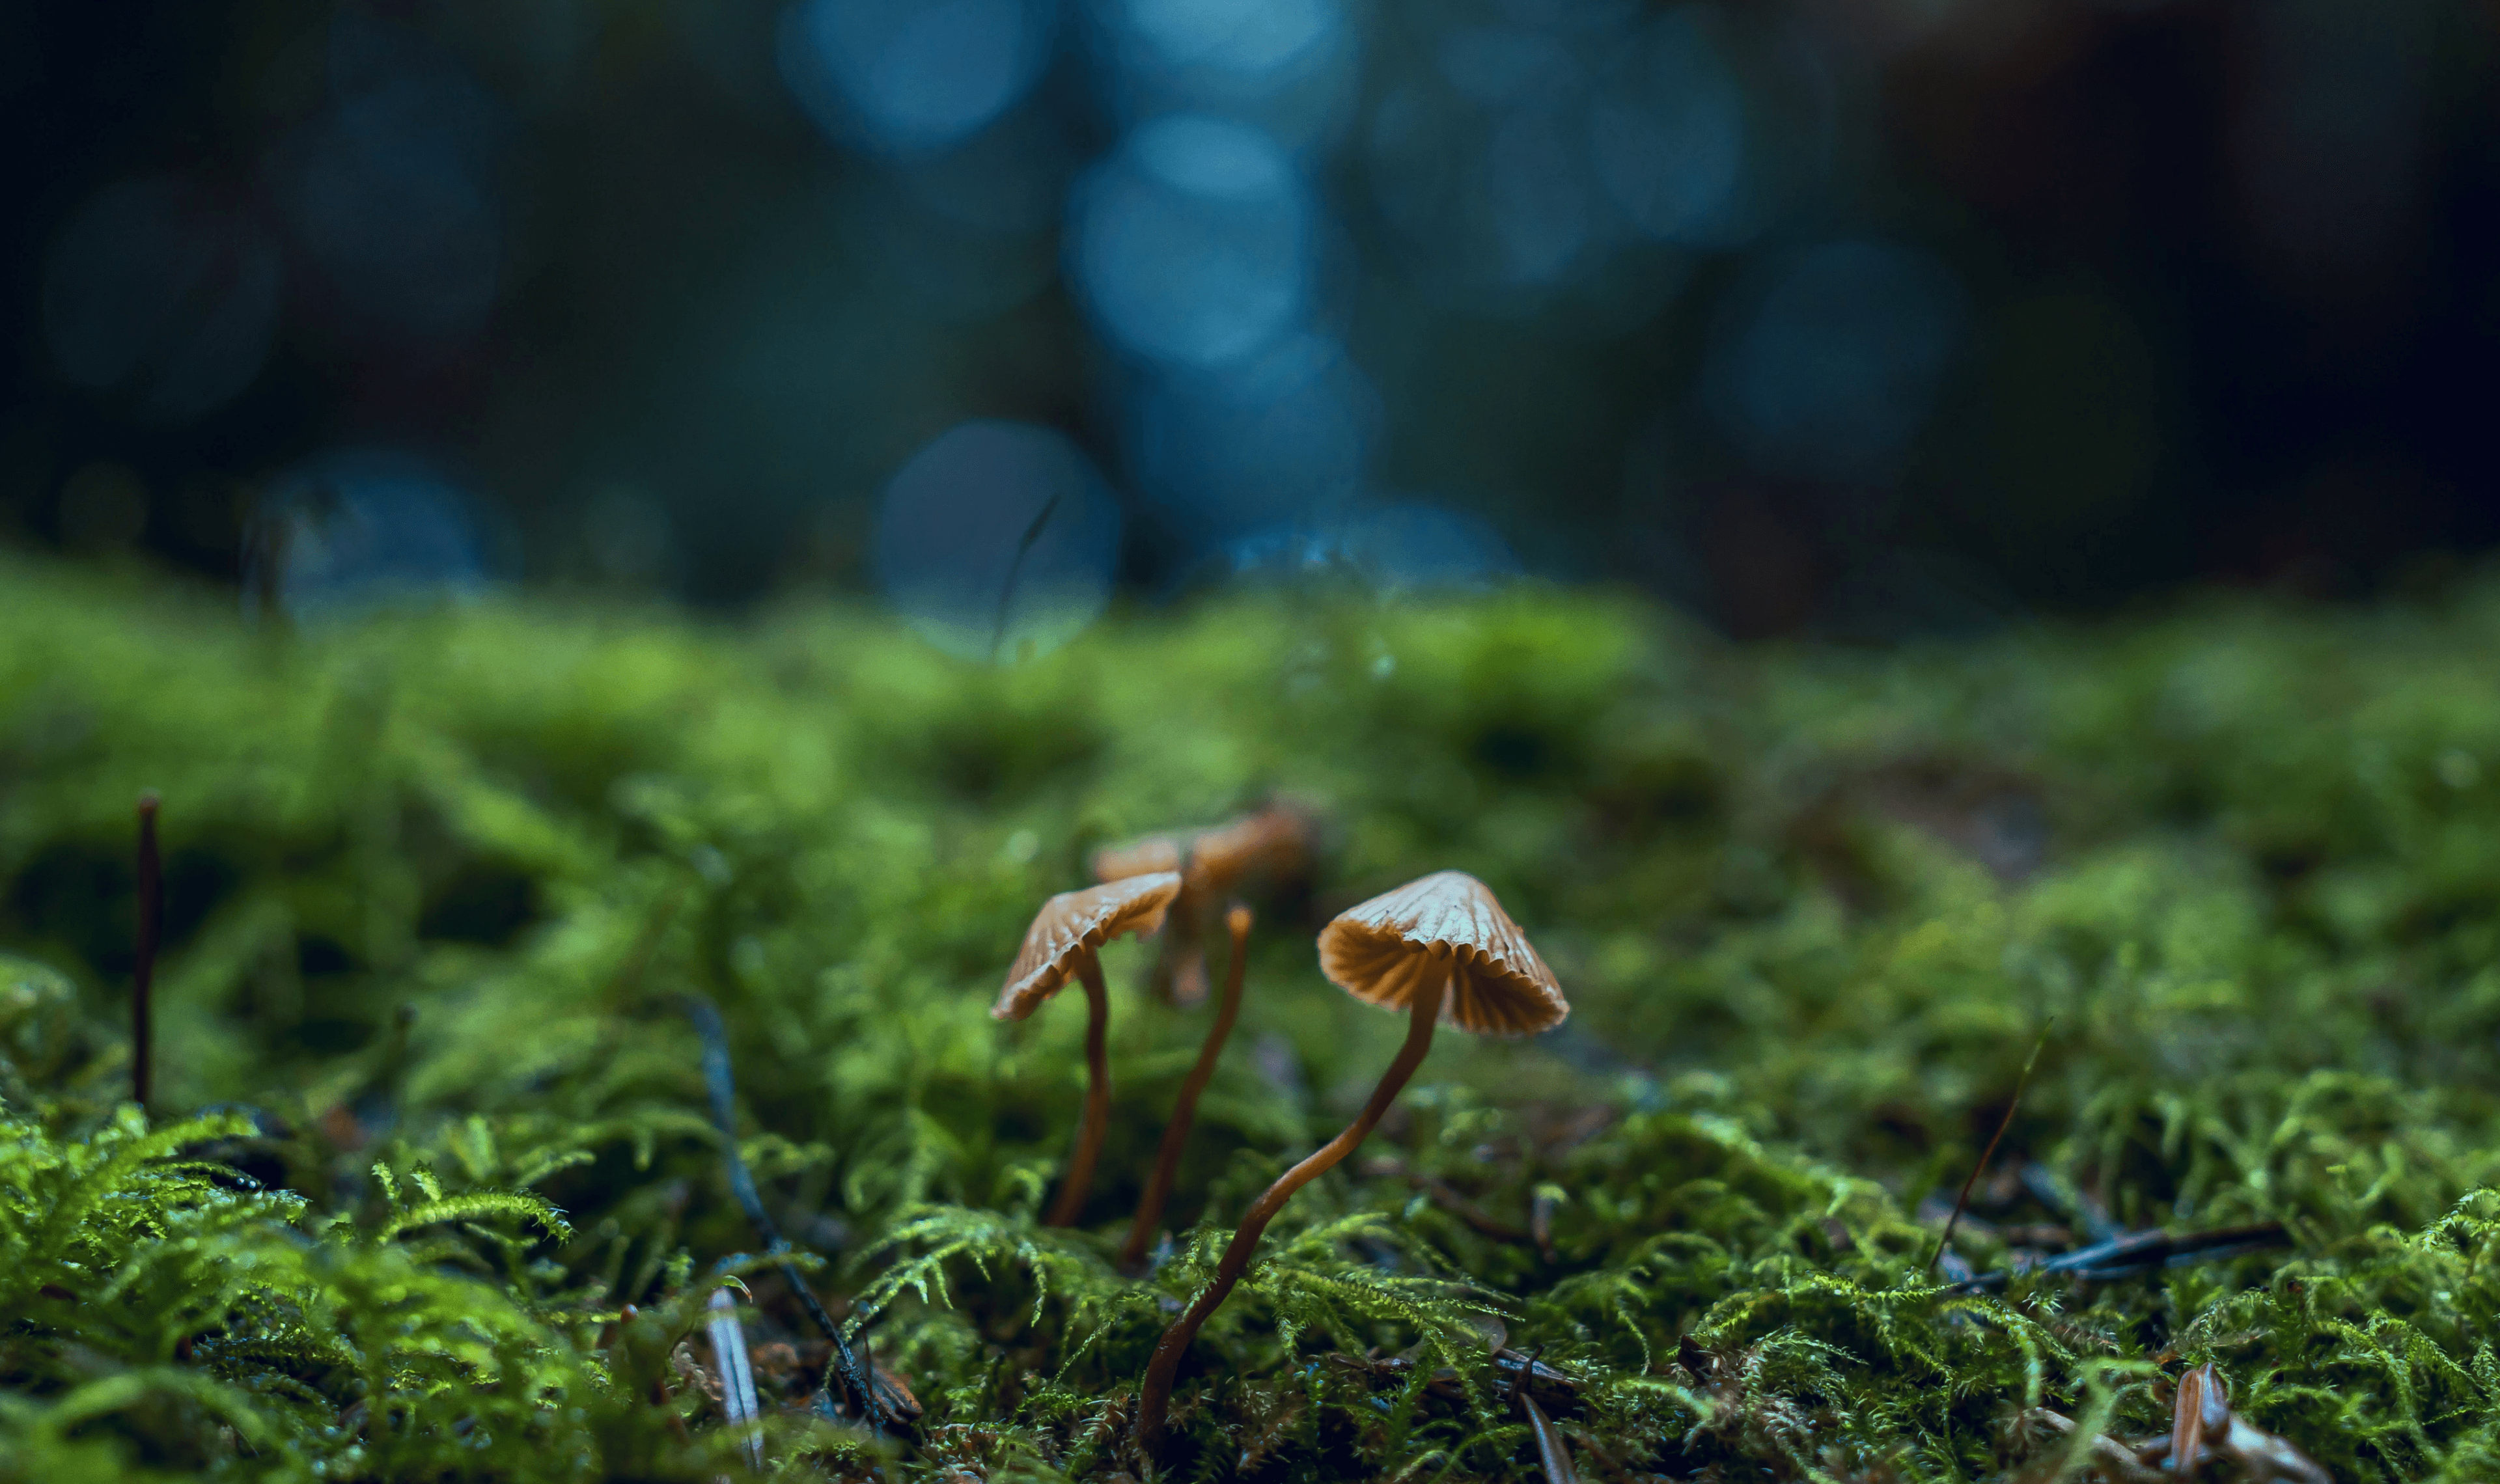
1118, 902, 1255, 1272
1089, 832, 1184, 882
1092, 801, 1314, 1006
1134, 870, 1566, 1450
995, 872, 1184, 1228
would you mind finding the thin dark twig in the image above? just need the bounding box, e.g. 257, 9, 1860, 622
1493, 1348, 1577, 1401
688, 996, 771, 1237
682, 996, 911, 1436
1928, 1019, 2053, 1277
1952, 1222, 2290, 1292
1517, 1345, 1577, 1484
988, 491, 1062, 663
133, 791, 162, 1111
1508, 1345, 1544, 1411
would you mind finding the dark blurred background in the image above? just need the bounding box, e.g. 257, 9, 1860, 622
5, 0, 2496, 648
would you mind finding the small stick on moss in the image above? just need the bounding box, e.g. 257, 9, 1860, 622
682, 996, 912, 1436
1927, 1019, 2052, 1278
1119, 903, 1253, 1271
1954, 1220, 2290, 1291
132, 791, 163, 1112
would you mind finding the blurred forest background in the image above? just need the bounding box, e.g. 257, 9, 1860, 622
5, 0, 2497, 644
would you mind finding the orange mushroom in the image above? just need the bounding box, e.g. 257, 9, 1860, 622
1092, 801, 1312, 1006
995, 872, 1184, 1228
1135, 870, 1566, 1449
1118, 902, 1255, 1272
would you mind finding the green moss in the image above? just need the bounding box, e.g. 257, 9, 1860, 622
12, 556, 2500, 1477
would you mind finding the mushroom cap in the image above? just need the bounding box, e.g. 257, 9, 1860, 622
1090, 834, 1184, 885
1316, 870, 1566, 1036
1182, 803, 1313, 896
1092, 801, 1314, 898
993, 872, 1184, 1020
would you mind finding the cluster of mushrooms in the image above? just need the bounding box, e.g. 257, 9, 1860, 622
988, 804, 1570, 1450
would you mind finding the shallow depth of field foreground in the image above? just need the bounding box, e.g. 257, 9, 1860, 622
14, 560, 2500, 1481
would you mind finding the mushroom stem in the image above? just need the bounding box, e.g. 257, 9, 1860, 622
1137, 976, 1442, 1451
1045, 955, 1113, 1228
1120, 904, 1253, 1271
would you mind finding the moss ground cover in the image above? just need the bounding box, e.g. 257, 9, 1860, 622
8, 557, 2500, 1480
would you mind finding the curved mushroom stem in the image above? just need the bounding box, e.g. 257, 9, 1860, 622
1120, 904, 1253, 1271
1045, 955, 1113, 1228
1136, 975, 1443, 1452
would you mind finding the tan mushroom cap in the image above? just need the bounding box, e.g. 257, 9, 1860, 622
1090, 833, 1184, 884
1316, 870, 1567, 1037
1091, 801, 1314, 898
993, 872, 1184, 1020
1180, 803, 1313, 895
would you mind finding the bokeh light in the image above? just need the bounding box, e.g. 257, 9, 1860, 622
1124, 332, 1377, 545
1090, 0, 1357, 143
871, 421, 1124, 663
1589, 7, 1749, 246
1114, 0, 1339, 81
1705, 240, 1968, 484
1366, 0, 1797, 306
1064, 114, 1312, 368
1072, 8, 1376, 567
1472, 103, 1616, 286
40, 177, 282, 425
1365, 7, 1630, 294
778, 0, 1057, 158
242, 449, 492, 622
15, 0, 2495, 631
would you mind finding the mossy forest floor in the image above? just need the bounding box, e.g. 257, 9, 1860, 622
10, 558, 2500, 1481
